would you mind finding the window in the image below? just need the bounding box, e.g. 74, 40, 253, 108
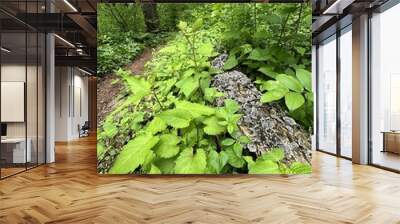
317, 35, 337, 154
339, 26, 352, 158
370, 3, 400, 171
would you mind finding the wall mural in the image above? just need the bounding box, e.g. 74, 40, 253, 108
97, 3, 312, 174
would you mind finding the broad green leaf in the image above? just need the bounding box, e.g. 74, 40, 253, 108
174, 148, 207, 174
285, 92, 305, 111
224, 99, 240, 114
175, 101, 215, 118
223, 55, 238, 70
192, 18, 203, 31
276, 74, 304, 93
248, 48, 270, 61
305, 92, 314, 102
153, 134, 181, 158
233, 143, 243, 158
239, 44, 253, 55
181, 123, 203, 147
238, 135, 251, 144
260, 89, 288, 103
296, 69, 312, 91
154, 157, 176, 174
146, 117, 167, 134
117, 69, 151, 102
221, 138, 235, 146
203, 116, 226, 135
198, 42, 214, 57
248, 160, 280, 174
102, 118, 118, 138
260, 80, 288, 92
225, 146, 245, 168
158, 108, 193, 129
261, 148, 285, 162
149, 164, 161, 174
207, 150, 229, 174
175, 76, 199, 98
243, 156, 255, 167
109, 134, 160, 174
258, 66, 277, 78
204, 88, 224, 102
289, 162, 312, 174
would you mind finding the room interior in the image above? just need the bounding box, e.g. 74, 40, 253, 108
313, 0, 400, 172
0, 0, 97, 179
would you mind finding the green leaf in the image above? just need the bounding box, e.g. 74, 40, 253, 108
102, 117, 118, 138
233, 143, 243, 157
208, 150, 229, 174
238, 135, 251, 144
175, 101, 215, 118
154, 157, 176, 174
260, 80, 288, 92
305, 92, 314, 102
223, 55, 238, 70
198, 42, 214, 57
221, 138, 235, 146
258, 66, 277, 78
146, 117, 167, 134
296, 69, 312, 91
153, 134, 181, 158
248, 160, 280, 174
175, 76, 199, 98
261, 148, 285, 162
224, 99, 240, 114
243, 156, 255, 167
260, 89, 288, 103
248, 48, 270, 61
276, 74, 304, 93
158, 108, 193, 129
204, 88, 224, 102
174, 148, 207, 174
149, 164, 161, 174
178, 21, 187, 31
289, 162, 312, 174
225, 146, 245, 168
109, 134, 160, 174
203, 116, 226, 135
192, 18, 203, 31
117, 69, 151, 102
285, 92, 305, 111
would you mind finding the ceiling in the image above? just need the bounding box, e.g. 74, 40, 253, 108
0, 0, 97, 74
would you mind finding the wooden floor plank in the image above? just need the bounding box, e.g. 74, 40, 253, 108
0, 135, 399, 224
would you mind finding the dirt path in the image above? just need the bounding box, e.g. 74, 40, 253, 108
97, 48, 154, 125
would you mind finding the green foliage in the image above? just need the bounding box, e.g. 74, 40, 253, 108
260, 69, 313, 129
98, 33, 143, 76
245, 148, 312, 174
98, 4, 312, 175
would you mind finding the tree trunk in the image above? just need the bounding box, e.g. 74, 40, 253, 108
141, 3, 159, 33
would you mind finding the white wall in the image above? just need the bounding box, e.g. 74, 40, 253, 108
54, 67, 89, 141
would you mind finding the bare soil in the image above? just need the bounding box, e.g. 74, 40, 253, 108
97, 48, 154, 125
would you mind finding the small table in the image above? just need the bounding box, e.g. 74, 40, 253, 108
1, 138, 31, 164
381, 131, 400, 154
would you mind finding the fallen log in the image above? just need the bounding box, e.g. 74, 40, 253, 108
211, 70, 312, 164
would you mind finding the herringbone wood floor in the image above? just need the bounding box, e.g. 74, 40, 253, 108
1, 135, 400, 224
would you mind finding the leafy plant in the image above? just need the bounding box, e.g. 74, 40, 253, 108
97, 4, 312, 175
259, 69, 313, 129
